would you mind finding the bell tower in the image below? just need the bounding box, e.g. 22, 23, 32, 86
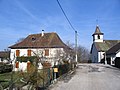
92, 25, 104, 42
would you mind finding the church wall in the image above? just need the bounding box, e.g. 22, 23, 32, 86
91, 44, 98, 63
94, 35, 103, 42
98, 51, 105, 62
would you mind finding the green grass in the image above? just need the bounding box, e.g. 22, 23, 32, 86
0, 72, 23, 89
0, 68, 52, 89
0, 72, 11, 89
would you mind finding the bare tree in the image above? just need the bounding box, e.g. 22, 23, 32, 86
77, 45, 90, 63
65, 41, 90, 63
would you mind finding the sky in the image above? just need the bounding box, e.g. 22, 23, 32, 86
0, 0, 120, 51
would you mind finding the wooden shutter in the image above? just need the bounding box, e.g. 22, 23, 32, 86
45, 49, 49, 56
16, 50, 20, 57
16, 62, 19, 68
27, 61, 31, 72
27, 50, 31, 56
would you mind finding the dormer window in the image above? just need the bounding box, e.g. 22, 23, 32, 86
32, 37, 36, 41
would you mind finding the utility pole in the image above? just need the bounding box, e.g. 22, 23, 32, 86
75, 31, 78, 63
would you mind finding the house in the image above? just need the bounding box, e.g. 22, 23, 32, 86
0, 51, 10, 63
90, 25, 120, 64
9, 31, 72, 71
106, 42, 120, 65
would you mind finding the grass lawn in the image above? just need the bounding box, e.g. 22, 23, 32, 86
0, 71, 23, 89
0, 67, 52, 89
0, 72, 12, 89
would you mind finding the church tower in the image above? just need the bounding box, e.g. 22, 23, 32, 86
92, 25, 104, 42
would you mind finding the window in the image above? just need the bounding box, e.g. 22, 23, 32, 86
98, 35, 100, 39
27, 50, 31, 56
32, 37, 36, 41
16, 50, 20, 57
45, 49, 49, 56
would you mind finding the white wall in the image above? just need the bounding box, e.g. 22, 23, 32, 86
91, 44, 98, 63
91, 44, 105, 63
116, 51, 120, 57
106, 51, 120, 65
98, 52, 105, 62
93, 35, 103, 42
10, 48, 64, 71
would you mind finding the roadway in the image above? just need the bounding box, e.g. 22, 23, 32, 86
50, 64, 120, 90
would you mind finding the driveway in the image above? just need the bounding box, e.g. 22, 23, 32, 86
49, 64, 120, 90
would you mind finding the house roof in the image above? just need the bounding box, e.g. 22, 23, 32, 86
92, 25, 104, 36
106, 42, 120, 55
0, 51, 10, 58
92, 40, 120, 52
9, 32, 69, 49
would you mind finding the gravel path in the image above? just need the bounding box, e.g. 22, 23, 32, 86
50, 64, 120, 90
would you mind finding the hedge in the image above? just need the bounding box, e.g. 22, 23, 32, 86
16, 56, 37, 63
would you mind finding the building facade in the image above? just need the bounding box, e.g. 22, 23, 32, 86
9, 31, 71, 71
91, 25, 120, 64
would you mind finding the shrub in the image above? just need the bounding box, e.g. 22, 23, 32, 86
0, 64, 13, 73
54, 63, 71, 77
16, 56, 37, 63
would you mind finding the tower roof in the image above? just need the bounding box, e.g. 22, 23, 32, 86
92, 25, 104, 36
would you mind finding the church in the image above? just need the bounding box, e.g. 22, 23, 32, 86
90, 25, 120, 65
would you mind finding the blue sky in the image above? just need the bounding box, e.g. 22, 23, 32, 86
0, 0, 120, 51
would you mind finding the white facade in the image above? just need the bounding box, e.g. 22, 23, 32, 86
116, 51, 120, 57
91, 44, 105, 63
91, 44, 98, 63
10, 48, 64, 71
108, 51, 120, 65
98, 52, 105, 62
91, 26, 104, 63
91, 33, 104, 63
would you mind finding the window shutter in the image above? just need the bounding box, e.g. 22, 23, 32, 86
27, 50, 31, 56
16, 61, 19, 68
16, 50, 20, 57
27, 61, 31, 71
45, 49, 49, 56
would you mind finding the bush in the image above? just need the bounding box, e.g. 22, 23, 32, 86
0, 64, 13, 73
54, 63, 71, 77
16, 56, 37, 63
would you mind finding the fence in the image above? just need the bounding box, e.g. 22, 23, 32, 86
0, 62, 75, 90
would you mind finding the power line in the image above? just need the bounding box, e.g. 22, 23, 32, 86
56, 0, 78, 63
56, 0, 76, 32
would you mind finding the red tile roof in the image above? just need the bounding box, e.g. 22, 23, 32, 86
9, 32, 69, 49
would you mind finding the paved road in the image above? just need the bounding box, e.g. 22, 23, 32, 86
50, 64, 120, 90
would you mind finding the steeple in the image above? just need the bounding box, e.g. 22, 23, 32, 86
92, 25, 103, 36
92, 25, 104, 42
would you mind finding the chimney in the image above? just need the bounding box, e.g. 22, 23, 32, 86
42, 30, 44, 36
